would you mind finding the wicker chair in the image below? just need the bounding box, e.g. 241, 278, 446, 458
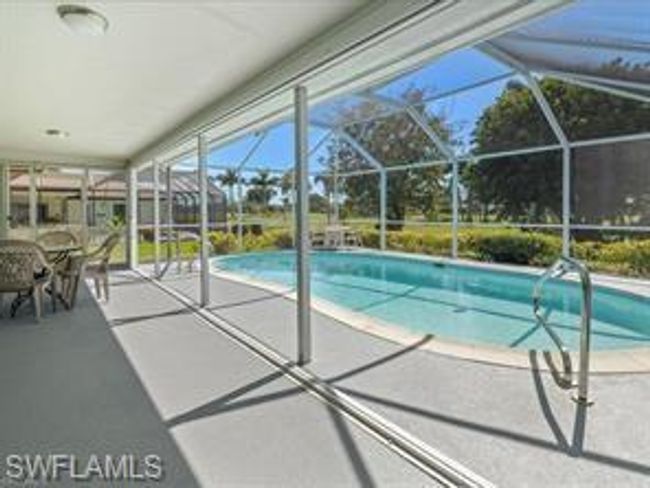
36, 230, 78, 248
0, 240, 53, 319
85, 233, 121, 301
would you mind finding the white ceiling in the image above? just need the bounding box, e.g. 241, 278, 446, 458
0, 0, 367, 165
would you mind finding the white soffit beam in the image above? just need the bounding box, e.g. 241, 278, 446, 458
0, 148, 123, 170
132, 0, 569, 166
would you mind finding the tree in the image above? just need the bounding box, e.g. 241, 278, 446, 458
279, 170, 294, 221
319, 89, 452, 228
246, 169, 279, 212
314, 172, 336, 224
468, 68, 650, 226
215, 169, 239, 213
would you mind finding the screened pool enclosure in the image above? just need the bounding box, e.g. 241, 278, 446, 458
132, 0, 650, 290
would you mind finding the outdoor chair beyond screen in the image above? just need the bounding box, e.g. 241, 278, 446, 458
84, 233, 121, 301
0, 240, 53, 320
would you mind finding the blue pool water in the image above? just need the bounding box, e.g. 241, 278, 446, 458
213, 251, 650, 351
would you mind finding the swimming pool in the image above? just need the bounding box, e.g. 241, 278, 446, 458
213, 251, 650, 351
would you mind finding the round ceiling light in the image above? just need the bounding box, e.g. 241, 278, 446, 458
45, 129, 70, 138
57, 4, 108, 36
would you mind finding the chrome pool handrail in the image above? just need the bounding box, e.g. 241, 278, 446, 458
532, 256, 593, 405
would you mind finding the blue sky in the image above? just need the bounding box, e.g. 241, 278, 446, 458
206, 48, 518, 171
202, 0, 642, 174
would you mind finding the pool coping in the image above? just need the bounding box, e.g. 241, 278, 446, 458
211, 250, 650, 374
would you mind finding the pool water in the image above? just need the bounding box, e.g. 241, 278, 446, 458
214, 251, 650, 351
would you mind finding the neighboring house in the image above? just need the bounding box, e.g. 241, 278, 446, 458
8, 170, 227, 232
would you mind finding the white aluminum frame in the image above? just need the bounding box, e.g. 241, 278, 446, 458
116, 16, 650, 362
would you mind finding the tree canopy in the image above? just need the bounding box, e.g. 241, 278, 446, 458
318, 65, 650, 228
468, 74, 650, 226
319, 89, 451, 226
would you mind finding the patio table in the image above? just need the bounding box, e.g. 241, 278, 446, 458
44, 244, 83, 311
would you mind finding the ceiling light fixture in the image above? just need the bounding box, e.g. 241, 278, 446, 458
57, 4, 109, 36
45, 129, 70, 138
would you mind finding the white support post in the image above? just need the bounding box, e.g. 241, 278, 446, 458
152, 159, 161, 277
127, 167, 139, 269
166, 166, 173, 262
236, 174, 243, 248
333, 159, 340, 225
562, 147, 571, 257
379, 169, 387, 251
29, 164, 37, 240
451, 160, 459, 258
291, 170, 296, 248
295, 85, 311, 365
0, 163, 8, 239
198, 134, 210, 307
81, 167, 89, 248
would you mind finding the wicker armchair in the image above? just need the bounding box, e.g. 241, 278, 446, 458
85, 233, 121, 301
0, 240, 53, 319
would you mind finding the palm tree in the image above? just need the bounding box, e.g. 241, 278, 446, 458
279, 170, 294, 221
215, 169, 240, 231
247, 170, 279, 212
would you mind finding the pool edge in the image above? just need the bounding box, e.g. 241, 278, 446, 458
210, 264, 650, 375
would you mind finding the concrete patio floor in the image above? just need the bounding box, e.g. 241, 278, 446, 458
152, 268, 650, 487
0, 276, 440, 487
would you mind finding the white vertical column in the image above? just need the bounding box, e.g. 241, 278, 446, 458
333, 159, 340, 225
81, 167, 89, 248
333, 176, 340, 225
152, 159, 161, 277
291, 170, 296, 247
379, 169, 387, 251
295, 85, 311, 365
198, 134, 210, 307
451, 159, 459, 258
29, 165, 37, 239
562, 148, 571, 257
127, 167, 139, 269
0, 163, 8, 239
166, 166, 173, 262
236, 174, 243, 248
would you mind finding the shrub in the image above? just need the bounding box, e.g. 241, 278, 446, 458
209, 232, 237, 254
271, 229, 294, 249
472, 229, 561, 266
575, 239, 650, 276
359, 229, 380, 249
628, 241, 650, 275
242, 229, 293, 252
215, 224, 650, 278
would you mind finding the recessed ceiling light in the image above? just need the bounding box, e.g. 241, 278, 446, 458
57, 4, 109, 36
45, 129, 70, 138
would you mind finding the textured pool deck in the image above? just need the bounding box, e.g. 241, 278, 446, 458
154, 267, 650, 487
0, 276, 439, 487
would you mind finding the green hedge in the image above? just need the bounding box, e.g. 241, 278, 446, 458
206, 227, 650, 278
359, 227, 650, 277
209, 229, 293, 254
